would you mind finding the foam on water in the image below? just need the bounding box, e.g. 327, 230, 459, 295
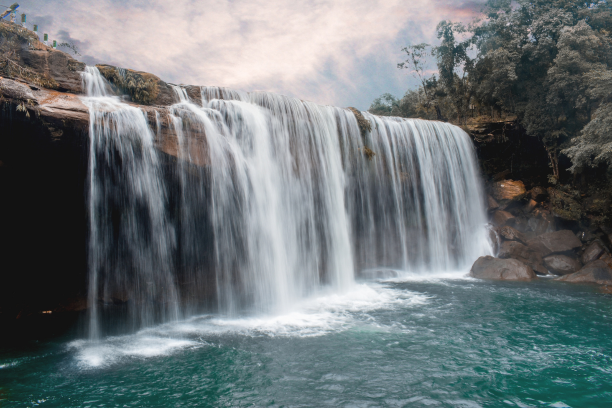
70, 282, 429, 368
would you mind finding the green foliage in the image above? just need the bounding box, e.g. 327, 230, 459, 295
97, 65, 159, 105
368, 93, 400, 116
372, 0, 612, 176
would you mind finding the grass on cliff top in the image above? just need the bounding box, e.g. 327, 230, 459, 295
0, 21, 59, 90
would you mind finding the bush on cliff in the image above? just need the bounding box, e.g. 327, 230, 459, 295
97, 65, 160, 105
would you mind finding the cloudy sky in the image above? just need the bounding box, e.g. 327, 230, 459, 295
17, 0, 486, 109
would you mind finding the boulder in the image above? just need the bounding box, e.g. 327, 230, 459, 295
577, 230, 597, 243
581, 241, 605, 264
527, 230, 582, 257
510, 215, 530, 233
492, 210, 515, 227
543, 255, 582, 276
530, 186, 548, 201
526, 209, 556, 235
499, 226, 527, 244
557, 260, 612, 285
470, 256, 537, 281
490, 180, 527, 202
599, 252, 612, 269
524, 199, 538, 212
498, 241, 548, 275
487, 195, 500, 212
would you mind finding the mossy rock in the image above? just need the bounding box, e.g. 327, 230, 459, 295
548, 187, 583, 221
96, 64, 160, 105
360, 146, 376, 161
348, 107, 372, 139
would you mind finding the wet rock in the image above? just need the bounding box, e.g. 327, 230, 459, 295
599, 252, 612, 269
470, 256, 537, 281
543, 255, 582, 276
524, 199, 538, 213
557, 260, 612, 285
582, 241, 605, 264
527, 230, 582, 257
488, 226, 501, 254
499, 226, 527, 244
526, 209, 556, 235
487, 195, 500, 212
492, 210, 515, 227
510, 216, 530, 233
491, 180, 527, 202
577, 230, 597, 243
498, 241, 548, 275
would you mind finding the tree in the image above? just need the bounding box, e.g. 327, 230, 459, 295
397, 43, 442, 119
470, 0, 612, 177
434, 21, 475, 124
368, 93, 400, 116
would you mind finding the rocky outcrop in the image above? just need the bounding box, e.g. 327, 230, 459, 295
543, 255, 582, 276
487, 195, 499, 212
1, 21, 85, 93
581, 241, 605, 264
557, 260, 612, 285
491, 210, 515, 227
498, 241, 547, 275
470, 256, 537, 281
527, 230, 582, 257
491, 179, 526, 201
499, 226, 527, 244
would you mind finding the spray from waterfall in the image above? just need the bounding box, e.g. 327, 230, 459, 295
82, 67, 491, 337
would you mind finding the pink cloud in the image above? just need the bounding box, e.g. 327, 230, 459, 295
18, 0, 484, 107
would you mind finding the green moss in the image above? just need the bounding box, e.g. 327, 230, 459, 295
97, 65, 159, 105
548, 187, 583, 221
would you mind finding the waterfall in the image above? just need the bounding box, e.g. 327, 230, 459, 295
82, 67, 179, 338
82, 67, 491, 337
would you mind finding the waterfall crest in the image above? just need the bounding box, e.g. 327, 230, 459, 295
82, 68, 491, 336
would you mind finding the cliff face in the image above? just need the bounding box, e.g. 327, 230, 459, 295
0, 22, 211, 334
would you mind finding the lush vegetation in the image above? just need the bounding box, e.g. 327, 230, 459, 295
369, 0, 612, 178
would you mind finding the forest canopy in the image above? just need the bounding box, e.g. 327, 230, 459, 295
369, 0, 612, 178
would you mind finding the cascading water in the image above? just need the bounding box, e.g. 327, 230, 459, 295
83, 67, 179, 338
82, 67, 491, 337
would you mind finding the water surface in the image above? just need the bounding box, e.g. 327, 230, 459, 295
1, 276, 610, 407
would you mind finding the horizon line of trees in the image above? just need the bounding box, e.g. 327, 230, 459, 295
369, 0, 612, 180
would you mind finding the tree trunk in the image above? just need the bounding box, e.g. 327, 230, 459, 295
435, 105, 443, 121
546, 146, 560, 180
